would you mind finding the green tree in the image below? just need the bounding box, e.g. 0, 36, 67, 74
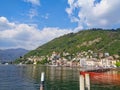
115, 62, 120, 67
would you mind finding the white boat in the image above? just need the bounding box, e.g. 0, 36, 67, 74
5, 63, 9, 65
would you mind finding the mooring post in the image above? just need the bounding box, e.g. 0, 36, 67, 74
85, 74, 90, 90
79, 74, 85, 90
40, 72, 45, 90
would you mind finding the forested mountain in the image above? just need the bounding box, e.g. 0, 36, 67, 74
24, 29, 120, 58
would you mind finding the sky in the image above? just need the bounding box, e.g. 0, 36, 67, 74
0, 0, 120, 50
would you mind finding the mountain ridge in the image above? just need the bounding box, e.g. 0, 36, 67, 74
16, 29, 120, 63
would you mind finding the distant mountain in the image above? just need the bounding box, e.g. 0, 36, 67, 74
0, 48, 29, 62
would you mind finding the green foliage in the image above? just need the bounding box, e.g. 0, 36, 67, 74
115, 62, 120, 67
19, 29, 120, 61
13, 58, 22, 64
37, 58, 49, 64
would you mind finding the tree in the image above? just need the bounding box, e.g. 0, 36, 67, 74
115, 62, 120, 67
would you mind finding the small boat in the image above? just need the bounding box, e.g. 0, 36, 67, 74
80, 68, 110, 76
48, 64, 58, 67
80, 69, 120, 85
5, 63, 9, 65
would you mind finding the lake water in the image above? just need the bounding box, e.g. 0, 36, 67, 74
0, 65, 120, 90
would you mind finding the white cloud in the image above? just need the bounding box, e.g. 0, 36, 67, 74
44, 13, 49, 19
0, 17, 72, 50
66, 0, 74, 15
24, 0, 40, 6
28, 8, 38, 19
66, 0, 120, 29
41, 13, 49, 19
0, 17, 15, 31
24, 0, 40, 19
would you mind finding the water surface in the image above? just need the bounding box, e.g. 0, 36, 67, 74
0, 65, 120, 90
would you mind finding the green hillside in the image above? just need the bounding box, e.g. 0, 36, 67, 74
16, 29, 120, 63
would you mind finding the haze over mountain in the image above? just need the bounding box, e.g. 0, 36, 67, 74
0, 48, 29, 62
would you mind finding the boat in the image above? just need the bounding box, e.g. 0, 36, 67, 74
80, 69, 120, 85
5, 63, 9, 65
80, 67, 110, 76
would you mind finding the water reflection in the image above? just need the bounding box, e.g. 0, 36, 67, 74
44, 66, 79, 90
0, 65, 37, 90
90, 70, 120, 85
23, 66, 120, 90
17, 65, 79, 90
1, 65, 120, 90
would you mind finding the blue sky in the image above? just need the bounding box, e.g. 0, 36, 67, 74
0, 0, 120, 50
0, 0, 77, 29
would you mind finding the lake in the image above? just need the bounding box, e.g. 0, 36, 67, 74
0, 65, 120, 90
